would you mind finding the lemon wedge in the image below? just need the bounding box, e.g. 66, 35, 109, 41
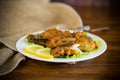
36, 48, 53, 59
24, 45, 44, 54
24, 45, 53, 59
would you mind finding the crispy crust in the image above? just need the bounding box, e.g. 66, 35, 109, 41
27, 29, 98, 57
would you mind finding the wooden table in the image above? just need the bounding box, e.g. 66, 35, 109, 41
1, 6, 120, 80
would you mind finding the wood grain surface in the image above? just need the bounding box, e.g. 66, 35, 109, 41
0, 4, 120, 80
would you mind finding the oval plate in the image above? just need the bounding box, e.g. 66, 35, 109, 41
16, 31, 107, 63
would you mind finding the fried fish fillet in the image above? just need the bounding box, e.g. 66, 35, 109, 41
27, 29, 75, 48
26, 29, 98, 57
74, 32, 98, 52
51, 47, 78, 58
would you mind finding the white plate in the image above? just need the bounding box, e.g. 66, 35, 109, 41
16, 31, 107, 63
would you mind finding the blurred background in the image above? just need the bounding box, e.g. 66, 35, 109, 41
51, 0, 120, 28
51, 0, 120, 8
